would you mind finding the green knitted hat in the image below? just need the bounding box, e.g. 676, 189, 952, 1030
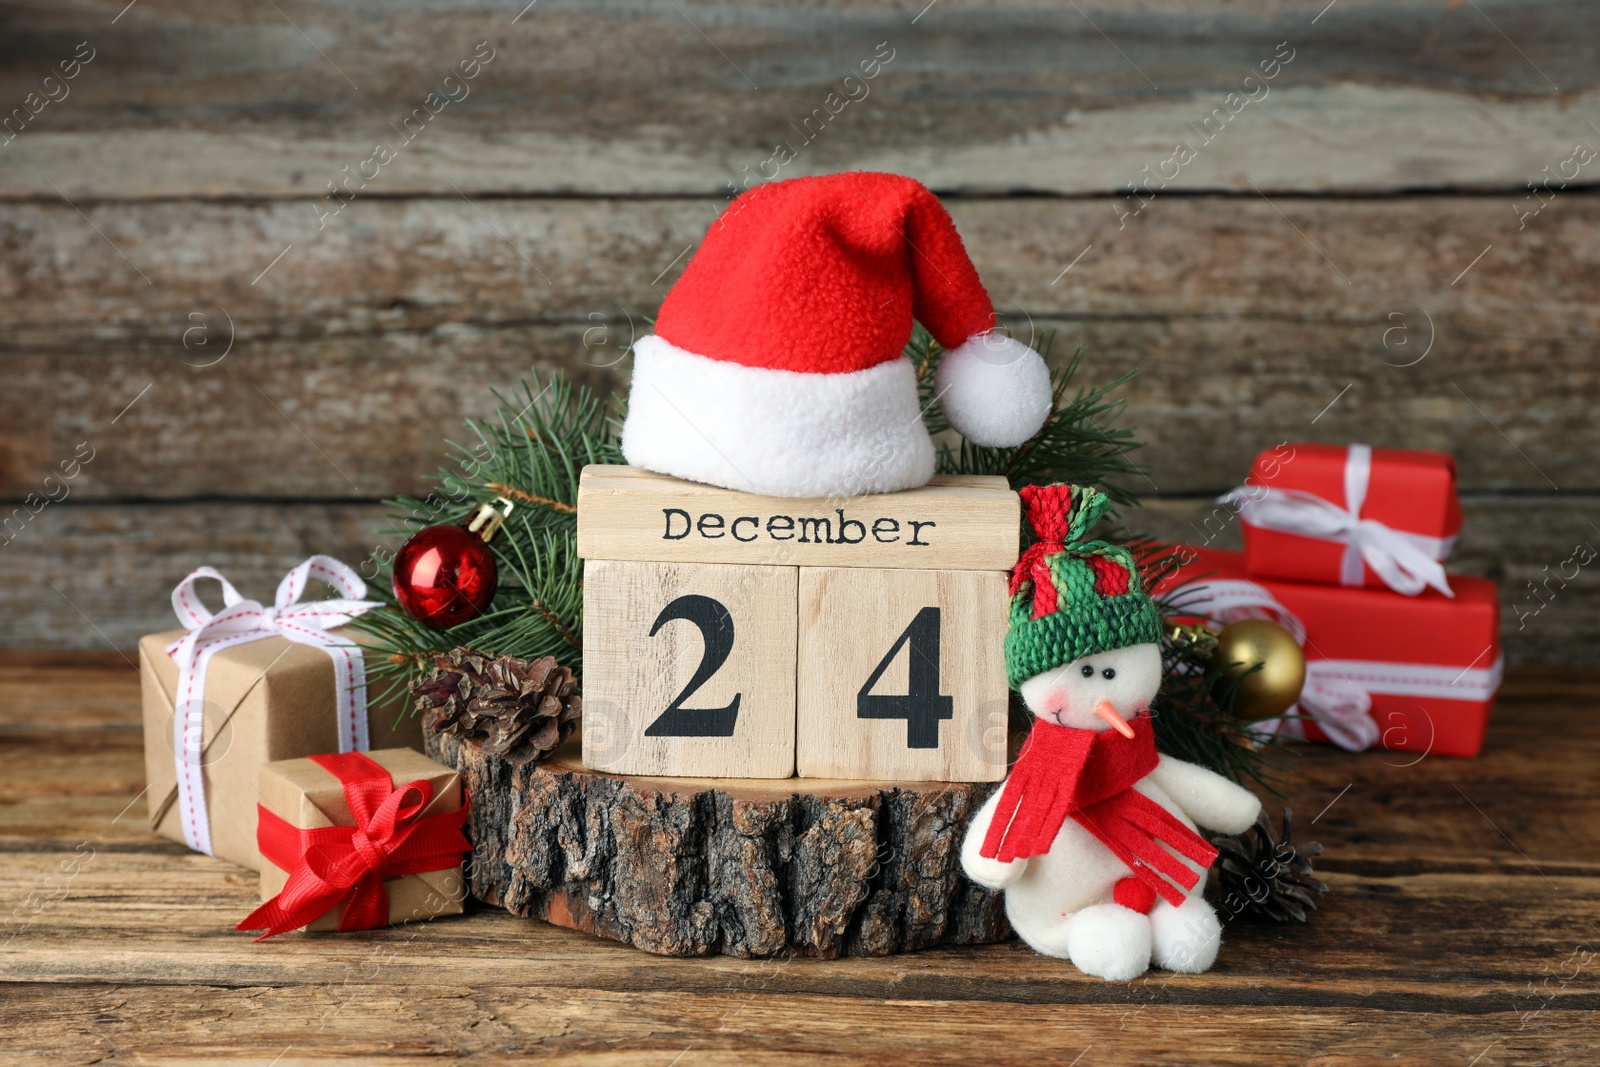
1004, 483, 1162, 689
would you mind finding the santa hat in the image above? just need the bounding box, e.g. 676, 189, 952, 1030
1004, 484, 1162, 689
621, 172, 1053, 498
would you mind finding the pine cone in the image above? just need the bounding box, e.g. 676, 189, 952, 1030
412, 647, 581, 760
1209, 808, 1329, 923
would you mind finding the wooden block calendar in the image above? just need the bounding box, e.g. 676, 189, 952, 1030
576, 465, 1018, 782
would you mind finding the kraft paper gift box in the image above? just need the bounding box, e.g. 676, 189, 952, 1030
250, 747, 467, 934
1161, 547, 1501, 758
140, 629, 422, 871
1228, 443, 1461, 594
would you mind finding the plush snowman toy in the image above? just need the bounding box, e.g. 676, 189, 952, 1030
962, 484, 1261, 981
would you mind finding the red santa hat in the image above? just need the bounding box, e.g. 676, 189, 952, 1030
621, 172, 1052, 498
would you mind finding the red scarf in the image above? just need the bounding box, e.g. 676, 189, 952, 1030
980, 715, 1218, 908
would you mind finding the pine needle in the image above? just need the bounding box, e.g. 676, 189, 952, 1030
349, 373, 620, 704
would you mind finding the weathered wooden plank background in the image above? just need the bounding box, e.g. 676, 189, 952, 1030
1, 0, 1595, 661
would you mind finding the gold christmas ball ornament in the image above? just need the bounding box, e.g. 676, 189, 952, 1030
1211, 619, 1307, 721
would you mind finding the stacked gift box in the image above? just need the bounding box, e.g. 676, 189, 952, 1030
1157, 443, 1502, 758
139, 555, 471, 938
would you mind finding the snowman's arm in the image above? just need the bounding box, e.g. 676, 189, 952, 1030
1148, 755, 1261, 834
961, 785, 1028, 889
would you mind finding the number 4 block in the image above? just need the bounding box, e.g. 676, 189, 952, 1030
796, 568, 1009, 782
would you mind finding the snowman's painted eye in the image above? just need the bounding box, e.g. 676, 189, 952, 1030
1081, 664, 1095, 678
1102, 668, 1117, 680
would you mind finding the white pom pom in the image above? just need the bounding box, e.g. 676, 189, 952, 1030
934, 332, 1052, 448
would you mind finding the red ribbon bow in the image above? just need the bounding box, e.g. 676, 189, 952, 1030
1010, 483, 1078, 619
237, 752, 471, 940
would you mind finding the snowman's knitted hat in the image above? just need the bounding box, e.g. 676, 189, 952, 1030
1004, 483, 1162, 688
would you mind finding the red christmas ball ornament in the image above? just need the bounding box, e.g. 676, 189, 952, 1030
392, 498, 515, 630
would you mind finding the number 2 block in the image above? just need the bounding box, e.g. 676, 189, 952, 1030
581, 559, 797, 778
796, 568, 1009, 782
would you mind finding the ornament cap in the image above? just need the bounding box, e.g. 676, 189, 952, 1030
466, 496, 515, 543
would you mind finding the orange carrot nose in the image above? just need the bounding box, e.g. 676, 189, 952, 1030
1094, 700, 1136, 738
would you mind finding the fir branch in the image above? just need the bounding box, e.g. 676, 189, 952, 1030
1133, 536, 1291, 793
531, 595, 583, 649
350, 373, 620, 703
485, 481, 579, 514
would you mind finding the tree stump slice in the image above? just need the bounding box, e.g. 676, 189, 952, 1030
424, 719, 1011, 958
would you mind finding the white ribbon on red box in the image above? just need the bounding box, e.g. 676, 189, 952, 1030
164, 556, 381, 855
1218, 443, 1456, 597
1171, 578, 1501, 752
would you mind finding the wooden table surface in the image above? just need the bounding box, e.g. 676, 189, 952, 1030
2, 654, 1595, 1065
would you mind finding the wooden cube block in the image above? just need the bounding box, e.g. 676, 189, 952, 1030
581, 558, 797, 778
795, 568, 1009, 782
577, 465, 1018, 571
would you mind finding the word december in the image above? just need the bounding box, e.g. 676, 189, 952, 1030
662, 508, 936, 546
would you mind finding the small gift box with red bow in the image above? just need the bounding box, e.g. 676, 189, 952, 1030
1221, 443, 1461, 596
239, 748, 470, 938
1158, 547, 1501, 758
140, 556, 421, 870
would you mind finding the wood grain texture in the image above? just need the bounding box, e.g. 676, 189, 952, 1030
581, 559, 797, 778
1, 0, 1595, 198
796, 568, 1008, 782
2, 3, 1596, 663
3, 657, 1600, 1065
1, 195, 1593, 502
577, 467, 1020, 571
430, 726, 1007, 959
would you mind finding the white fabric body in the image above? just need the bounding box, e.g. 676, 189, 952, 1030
164, 556, 380, 855
621, 334, 937, 498
1169, 578, 1502, 751
962, 758, 1259, 980
960, 645, 1260, 980
1218, 443, 1457, 597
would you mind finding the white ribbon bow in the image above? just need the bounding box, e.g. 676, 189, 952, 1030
1219, 443, 1455, 597
1168, 578, 1500, 752
164, 556, 381, 856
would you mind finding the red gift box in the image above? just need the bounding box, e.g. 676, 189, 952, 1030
1224, 443, 1461, 595
1158, 547, 1500, 758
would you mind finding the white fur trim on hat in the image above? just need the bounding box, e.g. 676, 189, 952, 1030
621, 335, 937, 498
934, 332, 1053, 448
